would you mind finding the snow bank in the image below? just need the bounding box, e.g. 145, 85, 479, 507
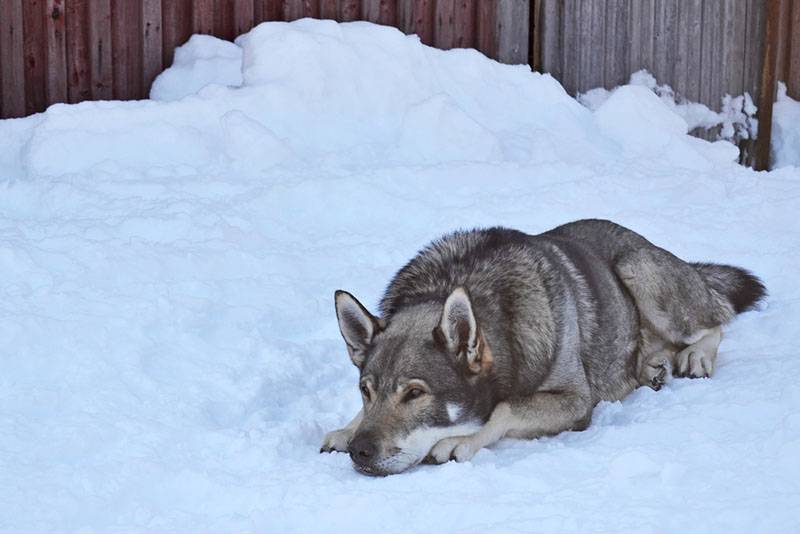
580, 70, 758, 144
772, 82, 800, 168
1, 18, 798, 533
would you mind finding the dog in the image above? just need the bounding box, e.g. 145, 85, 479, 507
320, 219, 765, 476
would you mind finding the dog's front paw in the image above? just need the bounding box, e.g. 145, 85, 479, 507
675, 345, 715, 378
320, 428, 353, 453
429, 436, 478, 464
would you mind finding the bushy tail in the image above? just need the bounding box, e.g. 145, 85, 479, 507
692, 263, 767, 314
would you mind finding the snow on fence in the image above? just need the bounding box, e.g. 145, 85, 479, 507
0, 0, 530, 120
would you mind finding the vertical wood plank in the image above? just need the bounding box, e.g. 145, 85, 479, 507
320, 0, 338, 19
588, 0, 606, 89
23, 0, 47, 114
700, 0, 722, 107
496, 0, 529, 64
678, 0, 703, 102
339, 0, 361, 21
255, 0, 284, 21
215, 0, 235, 39
111, 0, 143, 100
1, 0, 26, 117
284, 0, 318, 20
604, 0, 627, 87
435, 0, 455, 49
233, 0, 256, 35
721, 0, 746, 98
363, 0, 396, 25
88, 0, 113, 100
576, 0, 592, 91
162, 0, 192, 67
561, 0, 579, 93
142, 0, 163, 94
539, 0, 561, 77
66, 0, 91, 103
743, 0, 765, 104
653, 0, 677, 87
754, 0, 780, 170
193, 0, 216, 33
406, 0, 434, 45
788, 0, 800, 99
476, 0, 497, 57
453, 0, 476, 48
45, 0, 68, 104
629, 0, 654, 75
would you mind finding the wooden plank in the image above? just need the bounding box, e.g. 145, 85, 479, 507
561, 0, 579, 94
743, 0, 765, 104
111, 0, 143, 100
142, 0, 163, 95
435, 0, 455, 49
162, 0, 193, 67
363, 0, 396, 25
700, 0, 722, 108
233, 0, 256, 36
453, 0, 476, 49
66, 0, 91, 103
629, 0, 654, 75
45, 0, 68, 105
1, 0, 26, 117
23, 0, 47, 115
406, 0, 434, 45
538, 0, 561, 78
476, 0, 497, 57
283, 0, 318, 20
755, 0, 780, 170
339, 0, 361, 21
788, 0, 800, 99
320, 0, 338, 19
653, 0, 677, 88
587, 0, 606, 89
496, 0, 529, 64
678, 0, 703, 102
88, 0, 113, 100
193, 0, 216, 33
215, 0, 235, 39
721, 0, 746, 98
575, 0, 593, 91
603, 0, 627, 87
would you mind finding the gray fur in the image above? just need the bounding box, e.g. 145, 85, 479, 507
321, 219, 766, 475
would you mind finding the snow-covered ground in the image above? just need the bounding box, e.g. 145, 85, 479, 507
1, 19, 799, 533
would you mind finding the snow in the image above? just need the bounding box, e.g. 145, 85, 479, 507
773, 82, 800, 168
1, 18, 799, 533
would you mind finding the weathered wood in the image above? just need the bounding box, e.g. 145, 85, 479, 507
652, 0, 677, 88
363, 0, 396, 25
743, 0, 765, 104
45, 0, 68, 104
233, 0, 256, 35
679, 0, 703, 102
193, 0, 216, 33
23, 0, 47, 114
142, 0, 163, 95
400, 0, 434, 44
755, 0, 780, 171
338, 0, 360, 21
320, 0, 338, 19
604, 0, 628, 87
435, 0, 455, 49
476, 0, 497, 58
560, 0, 579, 94
699, 0, 722, 107
496, 0, 529, 64
538, 0, 561, 77
1, 0, 26, 117
722, 0, 747, 98
788, 0, 800, 99
88, 0, 113, 100
162, 0, 193, 67
453, 0, 476, 49
66, 0, 91, 103
111, 0, 143, 100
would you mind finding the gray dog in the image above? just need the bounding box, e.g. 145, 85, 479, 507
321, 219, 765, 476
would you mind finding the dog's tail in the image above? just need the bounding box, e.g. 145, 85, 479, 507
692, 263, 767, 315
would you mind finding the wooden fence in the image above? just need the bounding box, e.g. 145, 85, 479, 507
0, 0, 529, 119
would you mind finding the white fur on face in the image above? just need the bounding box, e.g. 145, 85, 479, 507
446, 402, 462, 422
378, 422, 482, 474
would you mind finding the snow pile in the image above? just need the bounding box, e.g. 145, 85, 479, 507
772, 82, 800, 168
1, 19, 799, 533
150, 34, 243, 101
580, 70, 758, 143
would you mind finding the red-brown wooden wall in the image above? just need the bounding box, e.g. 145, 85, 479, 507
0, 0, 531, 119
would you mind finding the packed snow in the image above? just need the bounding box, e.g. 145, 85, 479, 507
773, 82, 800, 168
1, 19, 799, 533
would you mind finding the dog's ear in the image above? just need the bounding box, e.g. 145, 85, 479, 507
435, 287, 492, 374
335, 290, 380, 369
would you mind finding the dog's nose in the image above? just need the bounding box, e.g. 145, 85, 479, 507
348, 435, 377, 463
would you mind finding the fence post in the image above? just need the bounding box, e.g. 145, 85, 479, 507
754, 0, 781, 171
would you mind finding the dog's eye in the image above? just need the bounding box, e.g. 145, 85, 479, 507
403, 387, 425, 403
360, 384, 370, 400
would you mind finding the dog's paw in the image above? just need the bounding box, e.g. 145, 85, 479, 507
675, 345, 715, 378
429, 436, 478, 464
320, 428, 353, 453
641, 357, 670, 391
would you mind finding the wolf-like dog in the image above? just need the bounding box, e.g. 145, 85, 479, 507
321, 219, 765, 476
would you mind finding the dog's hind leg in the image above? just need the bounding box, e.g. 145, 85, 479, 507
429, 390, 593, 463
320, 408, 363, 453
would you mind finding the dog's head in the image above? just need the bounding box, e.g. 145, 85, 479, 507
334, 287, 494, 475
